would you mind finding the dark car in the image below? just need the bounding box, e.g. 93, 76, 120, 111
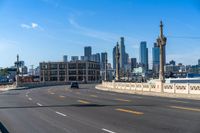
70, 82, 79, 88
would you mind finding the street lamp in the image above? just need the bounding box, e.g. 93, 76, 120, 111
157, 21, 167, 84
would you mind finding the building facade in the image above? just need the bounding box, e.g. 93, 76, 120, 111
113, 46, 116, 69
119, 37, 126, 69
152, 43, 160, 76
101, 52, 107, 70
131, 58, 137, 71
71, 56, 79, 61
40, 61, 100, 83
140, 41, 148, 71
63, 55, 68, 62
84, 46, 92, 59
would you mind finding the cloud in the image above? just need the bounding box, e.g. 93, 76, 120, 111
21, 22, 40, 30
31, 23, 38, 28
21, 24, 31, 29
67, 17, 139, 48
68, 17, 121, 42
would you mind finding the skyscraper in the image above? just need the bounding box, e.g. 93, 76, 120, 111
125, 53, 129, 65
71, 56, 79, 61
91, 53, 100, 62
119, 37, 126, 69
63, 55, 68, 62
131, 58, 137, 71
169, 60, 176, 66
140, 41, 148, 71
113, 46, 116, 69
198, 59, 200, 65
152, 43, 160, 74
101, 52, 107, 70
84, 46, 92, 60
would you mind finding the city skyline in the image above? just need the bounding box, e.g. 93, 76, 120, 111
1, 0, 200, 68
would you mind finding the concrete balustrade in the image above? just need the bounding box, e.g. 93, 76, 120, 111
102, 81, 200, 95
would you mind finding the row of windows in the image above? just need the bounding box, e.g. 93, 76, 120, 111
41, 70, 99, 76
41, 63, 100, 70
41, 76, 100, 81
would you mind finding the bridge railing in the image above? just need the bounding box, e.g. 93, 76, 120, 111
102, 81, 200, 95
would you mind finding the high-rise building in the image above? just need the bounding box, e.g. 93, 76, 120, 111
113, 46, 116, 69
63, 55, 68, 62
119, 37, 126, 69
91, 53, 100, 63
169, 60, 176, 66
131, 58, 137, 71
101, 52, 107, 70
125, 53, 129, 65
152, 43, 160, 74
198, 59, 200, 65
84, 46, 92, 58
71, 56, 79, 61
95, 53, 100, 63
140, 41, 148, 71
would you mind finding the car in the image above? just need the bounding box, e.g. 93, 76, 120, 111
70, 82, 79, 89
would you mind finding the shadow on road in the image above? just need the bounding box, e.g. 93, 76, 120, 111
0, 103, 156, 110
0, 122, 9, 133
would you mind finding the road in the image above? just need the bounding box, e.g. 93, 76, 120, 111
0, 84, 200, 133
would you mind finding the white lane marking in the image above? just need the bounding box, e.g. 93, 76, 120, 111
171, 100, 189, 104
37, 103, 42, 106
55, 111, 67, 117
102, 128, 116, 133
28, 98, 32, 101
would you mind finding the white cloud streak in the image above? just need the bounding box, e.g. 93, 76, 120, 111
21, 22, 39, 29
68, 17, 120, 42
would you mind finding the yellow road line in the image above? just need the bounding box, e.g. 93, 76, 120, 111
59, 95, 65, 98
78, 100, 90, 104
169, 106, 200, 112
116, 108, 144, 115
170, 100, 189, 104
115, 98, 131, 102
90, 95, 98, 98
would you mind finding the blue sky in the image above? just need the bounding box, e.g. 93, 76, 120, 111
0, 0, 200, 68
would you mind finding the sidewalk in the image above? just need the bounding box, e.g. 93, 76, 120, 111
0, 85, 16, 92
96, 85, 200, 100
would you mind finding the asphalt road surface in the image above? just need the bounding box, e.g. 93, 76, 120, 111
0, 84, 200, 133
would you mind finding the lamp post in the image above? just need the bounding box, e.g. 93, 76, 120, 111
157, 21, 167, 88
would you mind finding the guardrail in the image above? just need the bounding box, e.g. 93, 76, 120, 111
102, 81, 200, 95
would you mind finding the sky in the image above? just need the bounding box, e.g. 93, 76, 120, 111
0, 0, 200, 69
